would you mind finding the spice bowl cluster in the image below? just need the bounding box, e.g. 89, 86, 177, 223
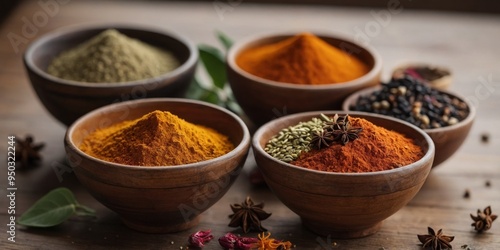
253, 111, 434, 237
24, 25, 198, 126
64, 98, 250, 233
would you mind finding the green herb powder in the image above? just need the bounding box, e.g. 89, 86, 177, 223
47, 29, 180, 83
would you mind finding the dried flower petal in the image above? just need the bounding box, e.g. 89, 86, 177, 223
188, 229, 213, 248
218, 233, 258, 250
257, 232, 292, 250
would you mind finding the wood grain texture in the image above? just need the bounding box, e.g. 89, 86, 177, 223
1, 1, 500, 249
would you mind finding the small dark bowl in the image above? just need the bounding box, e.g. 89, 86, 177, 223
24, 25, 198, 126
227, 32, 382, 126
343, 86, 475, 167
65, 98, 250, 233
253, 111, 434, 238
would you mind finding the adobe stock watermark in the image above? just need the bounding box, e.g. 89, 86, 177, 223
178, 158, 243, 223
464, 74, 497, 109
213, 0, 242, 21
353, 0, 405, 46
7, 0, 71, 54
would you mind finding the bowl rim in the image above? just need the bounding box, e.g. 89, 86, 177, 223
227, 31, 383, 90
252, 110, 435, 176
24, 23, 198, 88
65, 98, 251, 170
341, 85, 476, 133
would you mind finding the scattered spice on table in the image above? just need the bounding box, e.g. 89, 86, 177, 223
463, 189, 470, 199
188, 229, 213, 248
256, 232, 293, 250
480, 133, 490, 143
470, 206, 497, 233
218, 233, 258, 250
417, 227, 454, 250
351, 76, 469, 129
79, 110, 234, 166
15, 135, 45, 169
48, 29, 179, 83
275, 114, 423, 173
485, 180, 491, 187
236, 33, 369, 85
228, 196, 272, 233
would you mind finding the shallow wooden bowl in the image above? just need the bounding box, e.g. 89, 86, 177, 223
227, 32, 382, 126
253, 111, 434, 238
65, 98, 250, 233
24, 25, 198, 126
342, 86, 475, 167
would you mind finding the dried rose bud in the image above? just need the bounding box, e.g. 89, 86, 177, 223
219, 233, 258, 250
236, 236, 259, 250
188, 229, 214, 248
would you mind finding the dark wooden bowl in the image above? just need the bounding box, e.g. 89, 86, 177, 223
24, 25, 198, 126
342, 86, 475, 167
227, 32, 382, 126
65, 98, 250, 233
253, 111, 434, 238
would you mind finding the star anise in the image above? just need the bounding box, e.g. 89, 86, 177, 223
228, 196, 272, 233
312, 114, 363, 149
417, 227, 454, 250
470, 206, 497, 232
330, 115, 363, 145
15, 135, 45, 169
310, 129, 334, 149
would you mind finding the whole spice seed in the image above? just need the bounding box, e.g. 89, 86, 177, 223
351, 76, 469, 129
480, 133, 490, 143
417, 227, 454, 250
228, 196, 272, 233
470, 206, 497, 232
463, 189, 470, 199
264, 116, 327, 162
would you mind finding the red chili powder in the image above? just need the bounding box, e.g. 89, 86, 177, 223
291, 117, 424, 173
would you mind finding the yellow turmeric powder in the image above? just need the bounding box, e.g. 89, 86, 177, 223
236, 33, 369, 85
79, 110, 234, 166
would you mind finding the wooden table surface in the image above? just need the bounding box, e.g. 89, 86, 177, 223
1, 1, 500, 249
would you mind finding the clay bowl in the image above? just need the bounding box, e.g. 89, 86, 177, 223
24, 25, 198, 126
65, 98, 250, 233
227, 32, 382, 126
392, 62, 452, 90
253, 111, 434, 238
342, 86, 475, 167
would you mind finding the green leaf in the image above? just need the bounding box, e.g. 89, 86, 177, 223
201, 89, 221, 105
216, 30, 234, 51
185, 78, 208, 100
198, 45, 226, 90
18, 188, 95, 227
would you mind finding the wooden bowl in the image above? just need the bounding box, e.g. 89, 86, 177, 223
253, 111, 434, 238
392, 62, 452, 90
342, 86, 475, 167
24, 25, 198, 126
227, 32, 382, 126
65, 98, 250, 233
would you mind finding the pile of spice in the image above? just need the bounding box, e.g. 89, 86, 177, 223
236, 33, 369, 85
350, 76, 469, 129
79, 110, 234, 166
265, 114, 423, 173
48, 29, 179, 83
